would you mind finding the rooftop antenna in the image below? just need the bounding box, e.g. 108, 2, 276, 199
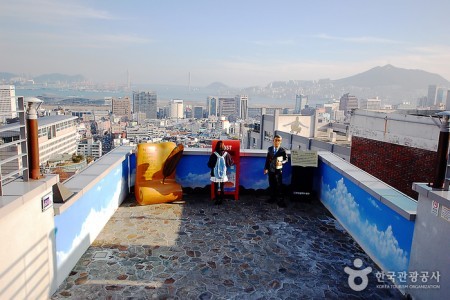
188, 72, 191, 93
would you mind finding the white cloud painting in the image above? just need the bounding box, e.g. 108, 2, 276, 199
321, 177, 409, 273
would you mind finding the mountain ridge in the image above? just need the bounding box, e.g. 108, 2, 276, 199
332, 64, 449, 88
2, 65, 449, 103
2, 65, 448, 90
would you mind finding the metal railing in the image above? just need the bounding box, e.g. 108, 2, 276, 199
0, 96, 29, 195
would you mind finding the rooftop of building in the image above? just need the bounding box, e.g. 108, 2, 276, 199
37, 114, 78, 126
51, 191, 403, 299
314, 130, 351, 148
0, 114, 78, 132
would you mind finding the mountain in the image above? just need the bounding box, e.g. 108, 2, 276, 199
333, 64, 450, 89
205, 81, 230, 90
255, 64, 450, 103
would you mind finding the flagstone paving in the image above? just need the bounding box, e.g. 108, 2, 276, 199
52, 192, 405, 299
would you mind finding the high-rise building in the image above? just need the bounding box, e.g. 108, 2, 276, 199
207, 96, 218, 117
193, 106, 203, 119
427, 85, 437, 107
295, 94, 308, 114
218, 97, 236, 117
436, 87, 447, 105
0, 85, 17, 123
132, 91, 157, 119
169, 99, 184, 119
235, 95, 248, 120
112, 97, 131, 120
339, 93, 358, 117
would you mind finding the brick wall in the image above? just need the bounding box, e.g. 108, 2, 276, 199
350, 136, 437, 199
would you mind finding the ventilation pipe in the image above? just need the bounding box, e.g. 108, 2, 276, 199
432, 111, 450, 189
25, 97, 42, 179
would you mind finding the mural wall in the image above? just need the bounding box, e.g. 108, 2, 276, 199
176, 154, 292, 191
54, 160, 129, 282
319, 161, 414, 274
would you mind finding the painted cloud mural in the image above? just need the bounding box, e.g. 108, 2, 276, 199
321, 176, 413, 274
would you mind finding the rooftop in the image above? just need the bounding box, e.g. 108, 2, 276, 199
51, 192, 403, 299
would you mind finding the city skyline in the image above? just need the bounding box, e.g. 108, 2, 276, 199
1, 0, 450, 87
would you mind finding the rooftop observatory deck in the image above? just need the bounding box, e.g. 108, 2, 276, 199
2, 145, 446, 299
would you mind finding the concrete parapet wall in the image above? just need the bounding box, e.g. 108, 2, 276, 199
0, 175, 59, 298
318, 151, 417, 289
407, 183, 450, 300
53, 146, 133, 288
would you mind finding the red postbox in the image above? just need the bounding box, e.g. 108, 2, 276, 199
210, 140, 240, 200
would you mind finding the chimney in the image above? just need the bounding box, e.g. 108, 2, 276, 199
432, 111, 450, 189
25, 98, 43, 180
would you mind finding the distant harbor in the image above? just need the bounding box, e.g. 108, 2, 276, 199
15, 85, 297, 107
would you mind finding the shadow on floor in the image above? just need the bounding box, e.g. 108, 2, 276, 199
52, 191, 405, 299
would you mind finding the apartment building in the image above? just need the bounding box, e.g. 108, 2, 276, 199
359, 97, 382, 110
38, 115, 79, 165
218, 97, 236, 117
132, 91, 157, 119
112, 96, 131, 120
77, 138, 102, 160
1, 115, 78, 176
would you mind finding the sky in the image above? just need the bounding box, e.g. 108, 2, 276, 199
1, 0, 450, 87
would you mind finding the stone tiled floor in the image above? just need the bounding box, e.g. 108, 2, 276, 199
52, 192, 405, 299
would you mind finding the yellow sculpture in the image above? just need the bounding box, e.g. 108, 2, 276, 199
135, 142, 184, 205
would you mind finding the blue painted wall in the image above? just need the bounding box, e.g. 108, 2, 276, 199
176, 154, 292, 190
54, 149, 414, 288
318, 161, 414, 274
54, 159, 129, 272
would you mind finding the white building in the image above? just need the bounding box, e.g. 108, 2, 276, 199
0, 85, 17, 123
217, 117, 230, 134
38, 115, 79, 165
169, 99, 184, 119
360, 97, 382, 110
1, 115, 78, 174
77, 138, 102, 160
236, 95, 248, 120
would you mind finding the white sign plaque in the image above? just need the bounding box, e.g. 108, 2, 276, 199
291, 150, 318, 167
42, 193, 53, 212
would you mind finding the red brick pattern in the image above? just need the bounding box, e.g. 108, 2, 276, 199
350, 136, 437, 199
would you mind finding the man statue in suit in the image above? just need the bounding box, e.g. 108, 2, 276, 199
264, 134, 288, 207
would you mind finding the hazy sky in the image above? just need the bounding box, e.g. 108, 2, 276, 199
2, 0, 450, 87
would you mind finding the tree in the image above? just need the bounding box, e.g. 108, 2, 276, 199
72, 153, 84, 163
